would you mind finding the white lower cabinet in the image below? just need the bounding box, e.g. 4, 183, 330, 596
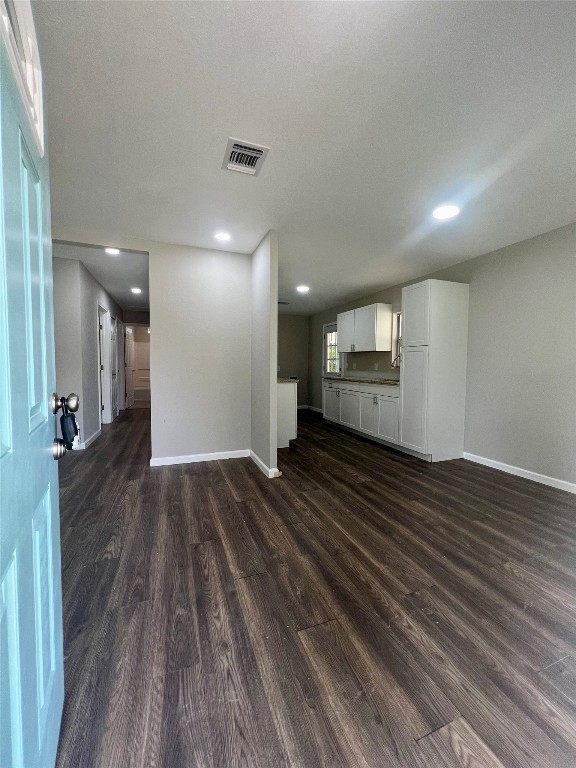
323, 380, 400, 447
323, 387, 340, 422
359, 394, 379, 435
378, 397, 399, 443
340, 390, 361, 430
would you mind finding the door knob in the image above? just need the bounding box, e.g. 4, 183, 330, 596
51, 392, 80, 414
52, 438, 67, 460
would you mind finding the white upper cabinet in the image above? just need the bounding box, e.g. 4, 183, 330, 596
337, 303, 392, 353
401, 282, 430, 346
336, 309, 355, 353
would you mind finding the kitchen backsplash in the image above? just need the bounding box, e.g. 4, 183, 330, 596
342, 351, 399, 380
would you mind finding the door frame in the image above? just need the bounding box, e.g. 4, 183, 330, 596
117, 320, 125, 412
97, 306, 112, 424
110, 315, 118, 420
124, 323, 150, 409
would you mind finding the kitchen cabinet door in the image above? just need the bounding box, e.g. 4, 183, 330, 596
401, 281, 430, 346
400, 346, 428, 453
323, 388, 340, 422
359, 394, 379, 435
378, 397, 399, 443
337, 310, 354, 353
354, 305, 377, 351
339, 390, 361, 430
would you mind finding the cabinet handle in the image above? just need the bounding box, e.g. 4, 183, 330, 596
373, 396, 378, 405
351, 343, 355, 352
336, 390, 340, 398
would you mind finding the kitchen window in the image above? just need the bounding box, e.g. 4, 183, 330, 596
323, 322, 340, 374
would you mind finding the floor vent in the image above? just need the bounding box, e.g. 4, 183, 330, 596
278, 301, 290, 305
222, 138, 269, 176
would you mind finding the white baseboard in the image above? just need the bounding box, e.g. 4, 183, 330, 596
77, 429, 101, 450
463, 453, 576, 495
150, 449, 250, 467
250, 450, 281, 478
298, 405, 323, 413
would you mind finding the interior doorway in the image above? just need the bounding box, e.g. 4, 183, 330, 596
124, 325, 151, 408
98, 306, 123, 424
125, 326, 135, 408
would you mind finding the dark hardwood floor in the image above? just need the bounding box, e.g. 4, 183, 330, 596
56, 407, 576, 768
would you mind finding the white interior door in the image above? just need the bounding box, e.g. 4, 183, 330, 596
125, 326, 135, 408
97, 307, 112, 423
117, 321, 125, 411
110, 316, 118, 418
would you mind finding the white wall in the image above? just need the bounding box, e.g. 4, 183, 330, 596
53, 258, 83, 434
278, 314, 310, 406
251, 232, 279, 474
149, 242, 252, 461
53, 226, 281, 473
52, 257, 123, 445
79, 261, 123, 441
309, 224, 576, 487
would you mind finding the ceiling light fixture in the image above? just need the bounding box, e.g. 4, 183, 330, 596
432, 204, 460, 221
214, 231, 231, 241
105, 247, 120, 255
296, 285, 310, 294
131, 287, 142, 294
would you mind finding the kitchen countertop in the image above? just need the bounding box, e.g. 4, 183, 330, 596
323, 376, 399, 386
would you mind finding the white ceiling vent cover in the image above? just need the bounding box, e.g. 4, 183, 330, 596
222, 138, 269, 177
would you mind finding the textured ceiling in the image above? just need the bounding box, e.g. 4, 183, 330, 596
34, 1, 576, 314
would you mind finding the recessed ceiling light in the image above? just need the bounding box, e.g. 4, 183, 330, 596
214, 231, 231, 241
131, 287, 142, 294
105, 247, 120, 255
432, 204, 460, 221
296, 285, 310, 294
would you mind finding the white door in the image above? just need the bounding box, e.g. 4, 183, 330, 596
125, 326, 135, 408
98, 307, 113, 424
401, 281, 430, 347
353, 305, 376, 352
399, 346, 428, 453
340, 390, 361, 430
359, 394, 378, 435
378, 397, 399, 443
323, 388, 340, 422
337, 309, 355, 353
117, 321, 125, 411
110, 317, 118, 418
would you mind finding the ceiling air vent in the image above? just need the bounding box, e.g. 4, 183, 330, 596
222, 138, 269, 177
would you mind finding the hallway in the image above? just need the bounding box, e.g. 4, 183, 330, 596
57, 409, 576, 768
